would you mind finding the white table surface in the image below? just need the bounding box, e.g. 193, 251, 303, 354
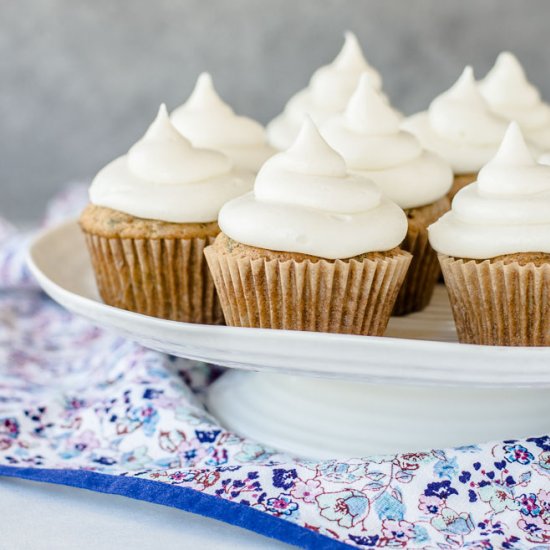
0, 476, 291, 550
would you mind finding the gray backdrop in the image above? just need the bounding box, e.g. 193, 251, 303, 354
2, 0, 550, 222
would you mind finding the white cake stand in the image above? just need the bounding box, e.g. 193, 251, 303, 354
28, 220, 550, 459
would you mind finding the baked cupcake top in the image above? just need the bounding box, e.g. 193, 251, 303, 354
402, 67, 508, 175
89, 105, 253, 223
429, 122, 550, 259
266, 32, 382, 151
321, 73, 452, 209
479, 52, 550, 151
218, 118, 408, 260
171, 73, 275, 173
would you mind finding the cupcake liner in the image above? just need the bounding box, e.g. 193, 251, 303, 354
83, 232, 223, 324
204, 246, 411, 335
439, 254, 550, 346
448, 173, 477, 201
393, 196, 450, 316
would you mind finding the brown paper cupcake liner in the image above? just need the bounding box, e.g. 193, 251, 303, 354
448, 172, 477, 201
439, 254, 550, 346
83, 232, 223, 324
204, 244, 411, 336
393, 196, 450, 316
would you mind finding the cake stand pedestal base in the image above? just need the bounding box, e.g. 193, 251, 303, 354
207, 370, 550, 459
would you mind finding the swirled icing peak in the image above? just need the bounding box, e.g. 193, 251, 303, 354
343, 73, 400, 135
477, 122, 550, 196
429, 122, 550, 258
309, 31, 381, 105
402, 66, 509, 173
128, 104, 231, 184
479, 52, 550, 149
219, 118, 408, 259
171, 73, 275, 172
429, 66, 508, 145
266, 32, 383, 150
90, 104, 254, 223
321, 74, 452, 208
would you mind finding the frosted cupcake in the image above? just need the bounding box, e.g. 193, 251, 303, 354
402, 66, 508, 200
429, 123, 550, 346
266, 32, 383, 151
171, 73, 275, 173
479, 52, 550, 152
80, 105, 253, 323
322, 74, 453, 315
204, 119, 411, 335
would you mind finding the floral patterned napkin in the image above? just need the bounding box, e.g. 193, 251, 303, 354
0, 187, 549, 549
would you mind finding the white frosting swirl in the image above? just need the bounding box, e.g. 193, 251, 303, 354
539, 152, 550, 166
402, 67, 509, 174
429, 122, 550, 259
90, 105, 253, 223
170, 73, 275, 172
479, 52, 550, 150
219, 119, 408, 259
266, 32, 383, 150
322, 74, 452, 209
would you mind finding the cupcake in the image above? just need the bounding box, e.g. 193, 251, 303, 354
204, 119, 411, 335
429, 122, 550, 346
479, 52, 550, 152
402, 66, 508, 201
322, 74, 453, 315
266, 31, 384, 151
80, 105, 253, 323
171, 73, 275, 173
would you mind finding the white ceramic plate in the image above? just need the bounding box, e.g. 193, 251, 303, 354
27, 220, 550, 457
27, 220, 550, 389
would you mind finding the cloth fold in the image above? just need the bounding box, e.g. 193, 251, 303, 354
0, 187, 549, 549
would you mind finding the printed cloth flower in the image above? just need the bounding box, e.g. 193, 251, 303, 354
0, 186, 550, 549
504, 444, 535, 465
418, 494, 444, 515
430, 507, 475, 536
317, 490, 370, 528
539, 489, 550, 511
433, 457, 459, 480
478, 484, 521, 513
397, 452, 433, 472
1, 418, 19, 439
517, 493, 541, 517
381, 519, 415, 545
291, 478, 322, 503
272, 468, 297, 490
423, 480, 458, 500
538, 450, 550, 471
60, 430, 100, 459
265, 494, 299, 517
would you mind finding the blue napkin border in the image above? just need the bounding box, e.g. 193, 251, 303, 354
0, 465, 350, 550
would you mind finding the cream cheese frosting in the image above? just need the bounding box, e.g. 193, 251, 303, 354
90, 104, 253, 223
322, 73, 452, 209
429, 122, 550, 259
402, 66, 509, 174
266, 32, 383, 151
479, 52, 550, 151
171, 73, 275, 172
219, 118, 408, 259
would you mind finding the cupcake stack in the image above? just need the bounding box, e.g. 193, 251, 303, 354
80, 33, 550, 347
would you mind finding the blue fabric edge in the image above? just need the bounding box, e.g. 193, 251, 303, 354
0, 465, 351, 550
